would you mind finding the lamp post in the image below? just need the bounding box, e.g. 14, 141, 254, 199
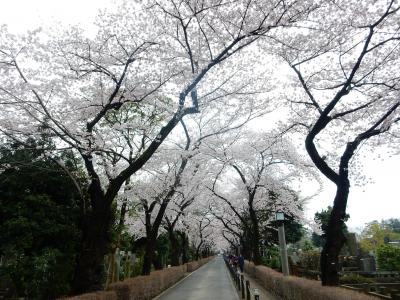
276, 210, 289, 276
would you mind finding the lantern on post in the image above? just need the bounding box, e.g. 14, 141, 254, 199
275, 210, 285, 222
275, 210, 289, 276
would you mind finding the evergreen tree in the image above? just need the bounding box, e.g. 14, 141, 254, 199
0, 139, 85, 298
312, 206, 349, 248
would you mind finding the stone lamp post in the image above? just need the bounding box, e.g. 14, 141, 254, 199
276, 210, 289, 276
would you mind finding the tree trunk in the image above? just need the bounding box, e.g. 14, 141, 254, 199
168, 230, 181, 266
320, 179, 349, 285
105, 188, 129, 288
240, 235, 252, 260
179, 232, 189, 264
249, 206, 262, 265
152, 254, 163, 270
72, 190, 113, 294
142, 236, 157, 275
251, 229, 262, 265
195, 242, 203, 260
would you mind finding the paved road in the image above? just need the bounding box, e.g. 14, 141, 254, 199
155, 256, 239, 300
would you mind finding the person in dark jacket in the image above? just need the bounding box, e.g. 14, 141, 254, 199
238, 253, 244, 273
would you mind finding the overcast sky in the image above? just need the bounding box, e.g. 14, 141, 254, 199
1, 0, 399, 231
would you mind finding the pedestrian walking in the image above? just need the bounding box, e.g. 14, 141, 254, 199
238, 253, 244, 273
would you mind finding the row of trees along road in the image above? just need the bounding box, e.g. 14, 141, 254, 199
0, 0, 399, 293
207, 130, 318, 265
126, 102, 265, 275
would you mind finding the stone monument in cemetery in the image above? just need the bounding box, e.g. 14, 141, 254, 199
124, 251, 136, 278
360, 255, 376, 272
339, 233, 362, 272
114, 249, 121, 282
345, 233, 359, 256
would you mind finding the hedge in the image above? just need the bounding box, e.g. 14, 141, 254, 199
60, 257, 213, 300
61, 291, 117, 300
244, 261, 378, 300
110, 264, 187, 300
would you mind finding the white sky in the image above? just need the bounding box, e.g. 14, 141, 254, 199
312, 153, 399, 231
0, 0, 115, 34
1, 0, 399, 231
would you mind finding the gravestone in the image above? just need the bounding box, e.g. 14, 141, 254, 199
114, 249, 121, 282
345, 233, 359, 256
360, 256, 376, 272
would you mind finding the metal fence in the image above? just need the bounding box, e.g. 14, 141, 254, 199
224, 256, 260, 300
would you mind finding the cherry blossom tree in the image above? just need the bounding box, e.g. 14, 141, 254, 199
208, 130, 316, 264
125, 122, 198, 274
162, 155, 205, 266
0, 0, 319, 293
163, 198, 195, 265
182, 202, 222, 260
126, 98, 265, 274
276, 0, 400, 285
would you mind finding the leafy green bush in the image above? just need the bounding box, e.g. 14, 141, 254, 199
262, 246, 281, 269
1, 247, 76, 299
340, 273, 374, 284
0, 194, 81, 299
376, 244, 400, 271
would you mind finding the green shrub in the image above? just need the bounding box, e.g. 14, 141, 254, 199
262, 246, 281, 269
339, 273, 374, 284
376, 244, 400, 271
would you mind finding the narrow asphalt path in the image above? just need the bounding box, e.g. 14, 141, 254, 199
155, 256, 239, 300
